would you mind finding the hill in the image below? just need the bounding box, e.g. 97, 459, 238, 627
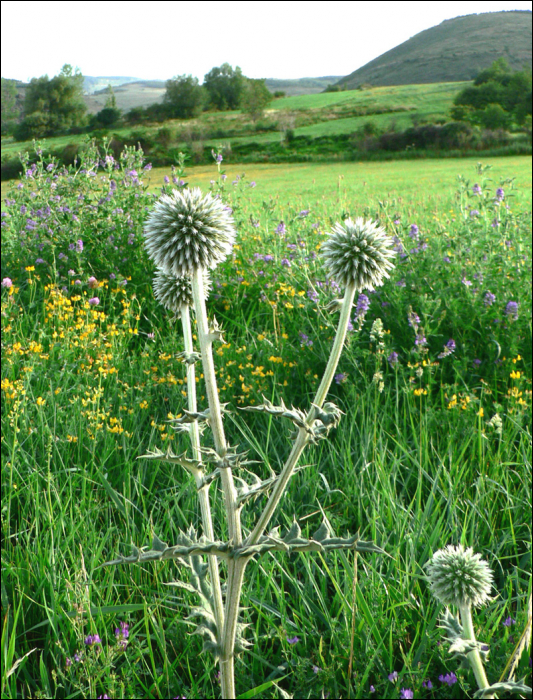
337, 11, 532, 89
264, 76, 343, 96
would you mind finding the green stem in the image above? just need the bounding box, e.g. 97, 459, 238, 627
179, 304, 224, 639
246, 281, 357, 546
218, 282, 357, 699
191, 269, 243, 699
459, 604, 494, 698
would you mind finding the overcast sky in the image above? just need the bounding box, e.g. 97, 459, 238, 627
1, 0, 531, 84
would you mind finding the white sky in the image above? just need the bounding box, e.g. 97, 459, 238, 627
1, 0, 531, 84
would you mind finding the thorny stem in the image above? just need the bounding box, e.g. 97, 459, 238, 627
458, 603, 494, 698
246, 281, 357, 547
179, 304, 224, 640
217, 282, 357, 698
191, 269, 242, 700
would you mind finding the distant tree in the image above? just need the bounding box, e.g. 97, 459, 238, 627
240, 79, 272, 121
203, 63, 246, 111
1, 78, 19, 121
15, 64, 87, 139
1, 78, 20, 134
91, 106, 122, 129
125, 106, 148, 125
164, 74, 205, 119
451, 59, 532, 128
104, 84, 118, 109
273, 90, 286, 98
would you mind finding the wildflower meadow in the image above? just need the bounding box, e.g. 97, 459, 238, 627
1, 141, 531, 699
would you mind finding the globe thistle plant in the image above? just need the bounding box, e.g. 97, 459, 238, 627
153, 268, 211, 314
104, 193, 391, 699
321, 217, 396, 291
144, 187, 236, 276
426, 544, 493, 609
426, 545, 494, 696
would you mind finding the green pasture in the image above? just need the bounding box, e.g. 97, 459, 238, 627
1, 81, 470, 165
1, 148, 531, 699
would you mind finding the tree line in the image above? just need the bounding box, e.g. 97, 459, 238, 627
1, 62, 274, 141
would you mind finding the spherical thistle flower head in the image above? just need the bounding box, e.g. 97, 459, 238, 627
426, 544, 493, 609
153, 269, 211, 313
320, 218, 395, 291
144, 187, 236, 276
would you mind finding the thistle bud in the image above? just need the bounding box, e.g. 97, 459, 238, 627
426, 544, 493, 609
144, 187, 236, 276
153, 269, 211, 313
320, 218, 395, 291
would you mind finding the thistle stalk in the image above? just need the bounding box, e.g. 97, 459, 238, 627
458, 603, 493, 696
247, 281, 357, 546
179, 302, 225, 638
191, 269, 243, 699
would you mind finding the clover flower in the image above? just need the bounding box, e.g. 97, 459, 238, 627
321, 218, 395, 290
153, 269, 211, 313
144, 187, 236, 276
426, 544, 493, 608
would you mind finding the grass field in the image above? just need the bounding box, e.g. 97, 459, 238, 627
1, 148, 531, 699
1, 81, 470, 166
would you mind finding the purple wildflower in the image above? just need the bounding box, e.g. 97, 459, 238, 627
354, 293, 370, 321
85, 634, 102, 646
143, 163, 152, 171
503, 616, 516, 627
88, 276, 98, 289
250, 181, 256, 188
415, 333, 427, 347
408, 310, 420, 329
462, 277, 473, 286
164, 175, 170, 184
473, 359, 482, 367
335, 373, 347, 384
491, 218, 500, 227
312, 665, 321, 674
369, 686, 376, 693
88, 297, 100, 306
76, 239, 84, 253
388, 671, 398, 682
505, 301, 518, 319
409, 224, 419, 240
484, 291, 496, 306
388, 351, 399, 367
2, 278, 13, 288
495, 187, 504, 201
400, 689, 413, 699
286, 636, 300, 644
396, 278, 406, 287
276, 222, 286, 236
470, 209, 480, 217
307, 289, 319, 303
472, 183, 482, 195
35, 258, 45, 264
439, 672, 457, 687
443, 256, 451, 263
299, 333, 313, 348
281, 258, 291, 267
299, 209, 310, 217
438, 339, 456, 359
422, 680, 433, 689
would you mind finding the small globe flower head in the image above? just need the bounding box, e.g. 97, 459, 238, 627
320, 218, 395, 291
153, 269, 211, 313
426, 544, 493, 609
144, 187, 236, 276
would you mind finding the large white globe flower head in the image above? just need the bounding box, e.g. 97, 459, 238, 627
144, 187, 236, 276
426, 544, 493, 609
320, 218, 395, 291
153, 269, 212, 313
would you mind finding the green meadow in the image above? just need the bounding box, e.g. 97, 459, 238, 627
1, 147, 531, 699
1, 81, 470, 165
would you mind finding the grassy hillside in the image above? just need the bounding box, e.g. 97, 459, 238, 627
1, 81, 468, 162
338, 11, 532, 89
